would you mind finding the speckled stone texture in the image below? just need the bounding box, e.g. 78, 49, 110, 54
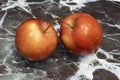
0, 0, 120, 80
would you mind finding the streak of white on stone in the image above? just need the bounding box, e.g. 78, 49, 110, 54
12, 59, 19, 64
60, 0, 98, 11
105, 33, 120, 36
107, 0, 120, 10
1, 42, 15, 75
69, 48, 120, 80
2, 53, 10, 64
0, 11, 7, 28
68, 54, 97, 80
108, 0, 120, 2
4, 65, 13, 75
1, 0, 32, 15
4, 28, 15, 35
33, 69, 47, 78
54, 22, 60, 31
108, 24, 120, 29
101, 22, 120, 29
103, 32, 120, 42
9, 74, 27, 80
13, 75, 26, 80
109, 51, 120, 55
112, 49, 119, 52
2, 43, 13, 64
100, 11, 109, 19
103, 35, 120, 42
98, 48, 113, 59
0, 0, 119, 80
27, 0, 50, 5
0, 37, 4, 39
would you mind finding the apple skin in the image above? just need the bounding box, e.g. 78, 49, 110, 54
60, 13, 103, 55
15, 18, 58, 61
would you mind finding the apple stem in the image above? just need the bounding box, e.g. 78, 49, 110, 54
55, 17, 73, 29
43, 18, 57, 33
43, 17, 73, 33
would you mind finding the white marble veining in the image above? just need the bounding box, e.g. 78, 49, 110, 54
0, 0, 120, 80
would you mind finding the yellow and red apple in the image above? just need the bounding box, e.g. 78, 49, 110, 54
60, 13, 103, 55
15, 18, 58, 61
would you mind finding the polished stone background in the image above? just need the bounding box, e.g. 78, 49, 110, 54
0, 0, 120, 80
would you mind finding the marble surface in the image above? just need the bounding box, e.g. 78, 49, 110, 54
0, 0, 120, 80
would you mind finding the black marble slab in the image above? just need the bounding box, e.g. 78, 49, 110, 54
0, 0, 120, 80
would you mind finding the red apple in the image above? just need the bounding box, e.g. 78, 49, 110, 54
60, 13, 103, 55
15, 18, 58, 61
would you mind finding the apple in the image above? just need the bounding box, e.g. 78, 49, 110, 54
15, 18, 58, 61
60, 13, 103, 55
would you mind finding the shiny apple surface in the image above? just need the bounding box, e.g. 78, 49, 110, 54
60, 13, 103, 55
15, 18, 58, 61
